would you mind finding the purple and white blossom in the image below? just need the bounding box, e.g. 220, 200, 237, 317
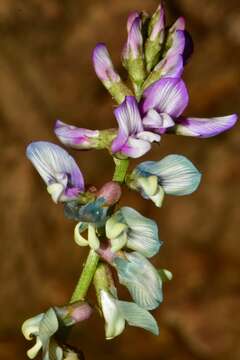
111, 96, 160, 158
55, 120, 100, 149
141, 77, 238, 137
92, 43, 120, 85
175, 115, 238, 138
26, 141, 84, 203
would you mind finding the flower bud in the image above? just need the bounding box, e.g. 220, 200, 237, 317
54, 120, 100, 150
55, 301, 93, 327
122, 14, 146, 95
145, 3, 165, 72
97, 181, 122, 206
93, 43, 131, 104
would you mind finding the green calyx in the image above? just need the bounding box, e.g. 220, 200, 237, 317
108, 81, 132, 104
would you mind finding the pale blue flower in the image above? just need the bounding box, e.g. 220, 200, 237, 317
22, 308, 62, 360
26, 142, 84, 203
22, 304, 92, 360
100, 289, 159, 339
128, 154, 202, 207
106, 206, 162, 257
114, 252, 163, 310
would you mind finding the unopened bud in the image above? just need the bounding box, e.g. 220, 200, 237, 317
97, 181, 122, 206
145, 3, 165, 72
122, 14, 146, 96
93, 43, 132, 104
55, 301, 93, 327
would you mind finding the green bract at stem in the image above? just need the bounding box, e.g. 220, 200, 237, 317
70, 249, 100, 303
112, 158, 130, 183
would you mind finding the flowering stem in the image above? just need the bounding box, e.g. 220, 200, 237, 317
112, 158, 129, 183
70, 249, 100, 303
70, 158, 128, 304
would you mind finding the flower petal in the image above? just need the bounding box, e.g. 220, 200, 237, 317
142, 110, 175, 133
167, 30, 186, 58
74, 222, 89, 247
111, 96, 143, 153
123, 16, 143, 60
141, 78, 189, 118
137, 155, 202, 195
22, 313, 44, 340
88, 224, 100, 250
120, 136, 151, 158
118, 301, 159, 335
27, 337, 43, 359
154, 54, 183, 78
54, 120, 99, 149
137, 131, 161, 143
38, 308, 59, 348
175, 114, 238, 138
100, 290, 125, 339
127, 11, 140, 32
114, 252, 162, 310
26, 142, 84, 193
92, 43, 120, 83
118, 207, 162, 258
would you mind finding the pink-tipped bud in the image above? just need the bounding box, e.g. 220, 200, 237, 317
97, 181, 122, 206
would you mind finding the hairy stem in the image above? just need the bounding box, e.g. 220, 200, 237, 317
112, 157, 129, 183
70, 249, 100, 303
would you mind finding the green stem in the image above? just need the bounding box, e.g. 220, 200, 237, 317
112, 158, 129, 183
70, 249, 99, 303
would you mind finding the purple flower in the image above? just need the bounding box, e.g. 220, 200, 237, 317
123, 15, 143, 61
175, 115, 238, 138
92, 43, 120, 85
111, 96, 160, 158
26, 141, 84, 203
55, 120, 100, 149
141, 77, 238, 137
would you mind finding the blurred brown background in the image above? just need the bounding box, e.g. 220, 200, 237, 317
0, 0, 240, 359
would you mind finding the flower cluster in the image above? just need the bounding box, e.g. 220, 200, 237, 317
22, 2, 238, 359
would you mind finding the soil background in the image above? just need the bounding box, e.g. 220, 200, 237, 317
0, 1, 240, 359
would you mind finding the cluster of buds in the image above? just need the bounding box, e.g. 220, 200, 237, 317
22, 2, 238, 359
